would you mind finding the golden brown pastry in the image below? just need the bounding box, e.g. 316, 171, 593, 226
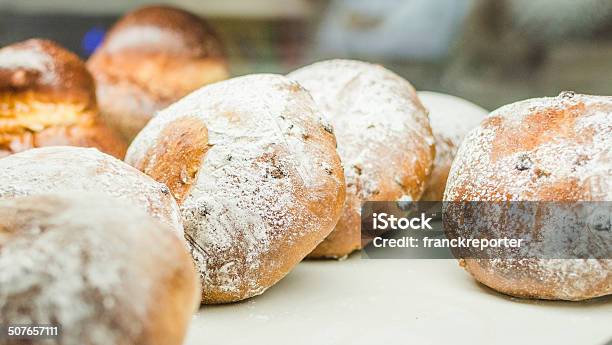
288, 59, 435, 258
444, 92, 611, 300
0, 39, 126, 159
0, 193, 200, 345
88, 5, 229, 142
126, 74, 346, 303
0, 146, 183, 235
418, 91, 487, 201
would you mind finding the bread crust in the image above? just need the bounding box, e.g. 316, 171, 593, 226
0, 194, 200, 345
288, 60, 435, 258
0, 146, 183, 235
126, 74, 346, 303
0, 39, 126, 158
87, 5, 229, 142
444, 92, 611, 300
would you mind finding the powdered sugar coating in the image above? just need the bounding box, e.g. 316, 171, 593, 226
0, 43, 52, 76
288, 59, 435, 257
126, 74, 345, 303
446, 93, 611, 202
0, 193, 198, 345
444, 93, 611, 300
0, 146, 183, 235
290, 60, 434, 200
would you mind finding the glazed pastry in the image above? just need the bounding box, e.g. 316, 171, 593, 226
88, 5, 229, 141
0, 39, 126, 158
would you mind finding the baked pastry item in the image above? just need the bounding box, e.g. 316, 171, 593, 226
126, 74, 346, 303
0, 146, 183, 235
444, 92, 611, 300
418, 91, 487, 201
0, 193, 200, 345
0, 39, 126, 159
87, 5, 229, 142
288, 59, 435, 258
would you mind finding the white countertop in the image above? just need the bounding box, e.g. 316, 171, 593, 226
185, 256, 612, 345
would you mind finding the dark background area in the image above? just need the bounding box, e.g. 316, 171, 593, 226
2, 0, 612, 110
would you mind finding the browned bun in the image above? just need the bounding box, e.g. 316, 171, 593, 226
0, 193, 200, 345
0, 39, 126, 158
88, 5, 229, 141
126, 74, 345, 303
444, 92, 611, 300
288, 60, 435, 258
417, 91, 488, 201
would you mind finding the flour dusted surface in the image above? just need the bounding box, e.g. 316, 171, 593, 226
444, 93, 611, 300
289, 59, 434, 202
0, 146, 183, 236
127, 74, 345, 302
0, 194, 184, 345
288, 59, 435, 257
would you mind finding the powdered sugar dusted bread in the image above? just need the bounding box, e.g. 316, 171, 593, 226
0, 39, 126, 158
0, 193, 200, 345
126, 74, 346, 303
444, 92, 611, 300
87, 5, 228, 142
0, 146, 182, 235
418, 91, 488, 201
288, 59, 435, 258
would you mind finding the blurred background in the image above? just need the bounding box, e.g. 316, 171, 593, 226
1, 0, 612, 110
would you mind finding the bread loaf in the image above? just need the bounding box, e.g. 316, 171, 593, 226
0, 193, 200, 345
87, 5, 229, 141
0, 39, 126, 158
444, 92, 611, 300
288, 60, 435, 258
126, 74, 346, 303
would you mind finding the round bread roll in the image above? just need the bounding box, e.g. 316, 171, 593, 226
0, 39, 126, 159
0, 193, 200, 345
126, 74, 346, 303
288, 59, 435, 258
87, 5, 229, 142
418, 91, 488, 201
0, 146, 183, 235
444, 92, 611, 300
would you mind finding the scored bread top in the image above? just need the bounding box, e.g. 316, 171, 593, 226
126, 74, 346, 302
